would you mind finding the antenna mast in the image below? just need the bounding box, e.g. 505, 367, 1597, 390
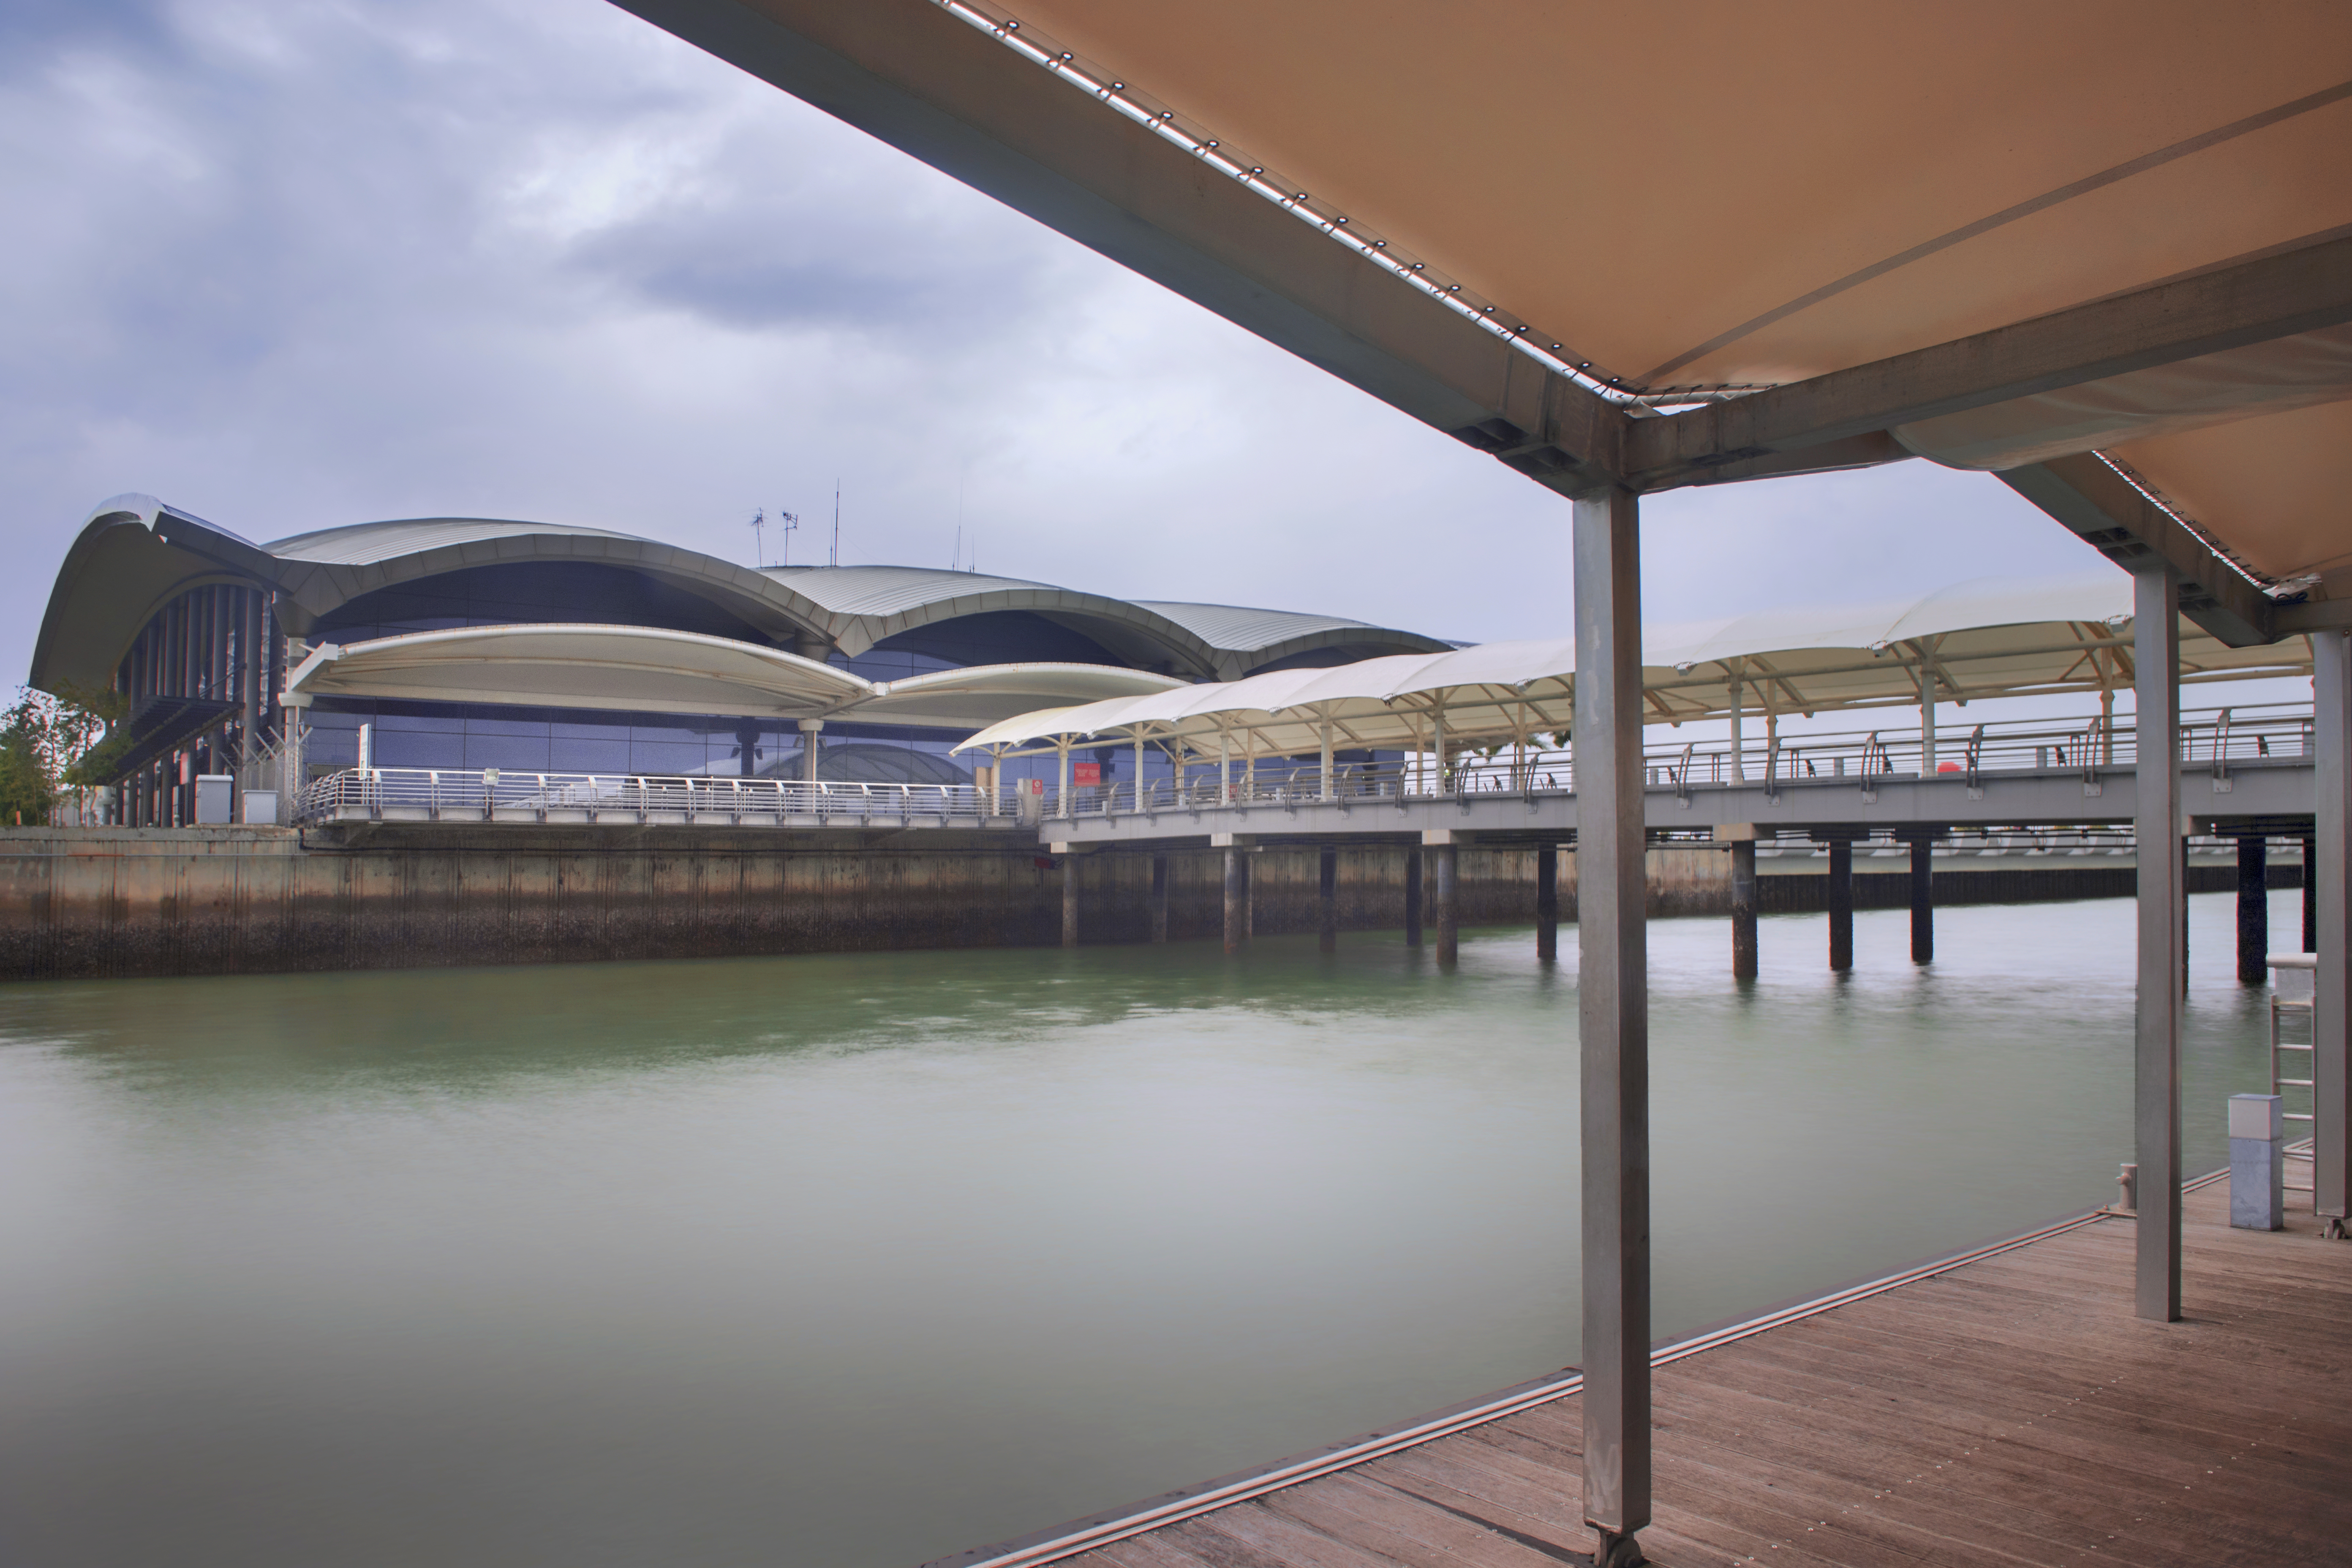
831, 481, 841, 566
749, 507, 765, 568
776, 509, 799, 567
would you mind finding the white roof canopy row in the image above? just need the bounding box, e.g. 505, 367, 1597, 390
623, 0, 2352, 645
954, 577, 2311, 760
282, 623, 1186, 729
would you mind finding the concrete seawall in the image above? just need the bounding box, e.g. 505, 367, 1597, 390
0, 831, 2292, 981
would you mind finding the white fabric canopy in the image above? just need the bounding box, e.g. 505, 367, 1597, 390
956, 575, 2312, 758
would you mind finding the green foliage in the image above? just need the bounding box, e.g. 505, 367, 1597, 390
0, 685, 131, 825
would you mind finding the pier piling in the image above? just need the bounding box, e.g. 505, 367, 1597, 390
1432, 842, 1459, 966
1318, 847, 1337, 954
1061, 855, 1078, 948
1536, 844, 1559, 962
1149, 852, 1168, 943
2238, 836, 2268, 984
1909, 833, 1935, 964
1404, 849, 1423, 948
1827, 838, 1854, 971
1729, 838, 1757, 979
1222, 847, 1243, 955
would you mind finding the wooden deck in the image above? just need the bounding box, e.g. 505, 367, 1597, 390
952, 1178, 2352, 1568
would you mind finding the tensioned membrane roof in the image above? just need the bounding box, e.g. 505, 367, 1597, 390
629, 2, 2352, 623
282, 623, 1187, 728
954, 576, 2313, 759
32, 497, 1446, 691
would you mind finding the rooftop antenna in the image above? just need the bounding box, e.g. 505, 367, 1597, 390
777, 509, 799, 566
749, 506, 765, 567
953, 524, 961, 572
830, 481, 840, 566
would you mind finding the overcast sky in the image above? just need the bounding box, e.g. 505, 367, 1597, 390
4, 0, 2124, 690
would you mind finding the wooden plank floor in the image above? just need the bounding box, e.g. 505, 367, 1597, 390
1019, 1182, 2352, 1568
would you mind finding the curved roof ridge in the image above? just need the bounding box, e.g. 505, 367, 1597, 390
266, 516, 653, 564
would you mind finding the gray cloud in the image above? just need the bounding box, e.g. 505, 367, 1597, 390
0, 0, 2115, 704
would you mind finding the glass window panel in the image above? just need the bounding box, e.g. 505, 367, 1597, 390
550, 738, 632, 773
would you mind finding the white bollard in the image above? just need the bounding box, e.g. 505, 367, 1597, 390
2228, 1094, 2284, 1231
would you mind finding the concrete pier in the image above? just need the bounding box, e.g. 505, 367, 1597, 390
1431, 840, 1459, 966
1729, 838, 1757, 980
1908, 833, 1934, 964
1222, 847, 1244, 955
1318, 846, 1337, 955
1535, 844, 1559, 962
1827, 837, 1854, 971
1150, 852, 1169, 942
1062, 853, 1079, 948
1404, 849, 1423, 948
2239, 835, 2269, 983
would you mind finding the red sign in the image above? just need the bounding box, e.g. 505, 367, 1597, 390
1072, 762, 1102, 785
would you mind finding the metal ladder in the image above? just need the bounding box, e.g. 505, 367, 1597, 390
2268, 953, 2318, 1208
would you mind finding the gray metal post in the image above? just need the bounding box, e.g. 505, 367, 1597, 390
1061, 854, 1078, 949
2313, 630, 2351, 1236
1150, 852, 1169, 943
1827, 838, 1854, 971
2135, 564, 2184, 1318
1222, 847, 1243, 956
1319, 846, 1339, 954
1730, 839, 1757, 980
1432, 842, 1459, 965
2304, 831, 2318, 953
1572, 486, 1649, 1563
1536, 844, 1560, 962
1910, 834, 1935, 964
2238, 836, 2269, 985
1405, 849, 1424, 947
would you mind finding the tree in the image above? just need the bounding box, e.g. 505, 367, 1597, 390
0, 685, 131, 826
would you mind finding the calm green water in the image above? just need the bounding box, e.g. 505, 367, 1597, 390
0, 894, 2289, 1568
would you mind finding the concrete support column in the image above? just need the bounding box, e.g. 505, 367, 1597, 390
1222, 847, 1244, 956
798, 719, 823, 785
1536, 844, 1560, 963
2135, 564, 2185, 1318
1571, 485, 1650, 1563
1910, 835, 1935, 965
2238, 836, 2270, 985
1730, 839, 1757, 980
1404, 849, 1424, 948
1150, 853, 1169, 943
2312, 629, 2352, 1238
1827, 839, 1854, 971
1429, 835, 1459, 966
1061, 854, 1078, 949
1242, 852, 1254, 939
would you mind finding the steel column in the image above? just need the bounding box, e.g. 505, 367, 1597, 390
2313, 630, 2352, 1236
2135, 564, 2185, 1318
1432, 843, 1459, 965
1536, 844, 1560, 962
1730, 839, 1757, 980
2306, 832, 2319, 953
1150, 853, 1169, 943
1572, 486, 1650, 1562
1222, 848, 1243, 955
2238, 836, 2270, 985
1318, 846, 1338, 954
1910, 835, 1935, 964
1405, 849, 1424, 947
1827, 840, 1854, 971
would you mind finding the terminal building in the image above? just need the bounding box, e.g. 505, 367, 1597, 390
30, 495, 1448, 823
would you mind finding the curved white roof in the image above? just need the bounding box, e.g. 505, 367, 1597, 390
33, 501, 1448, 690
957, 575, 2311, 757
282, 623, 1187, 726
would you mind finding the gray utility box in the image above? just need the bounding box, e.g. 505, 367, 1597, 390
242, 790, 281, 826
194, 774, 235, 825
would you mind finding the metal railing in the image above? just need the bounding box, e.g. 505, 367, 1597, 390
1030, 700, 2315, 820
298, 768, 996, 825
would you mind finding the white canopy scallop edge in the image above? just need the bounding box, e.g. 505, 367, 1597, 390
955, 576, 2312, 759
282, 623, 1188, 728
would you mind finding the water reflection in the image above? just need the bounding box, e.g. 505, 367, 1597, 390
0, 894, 2287, 1568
